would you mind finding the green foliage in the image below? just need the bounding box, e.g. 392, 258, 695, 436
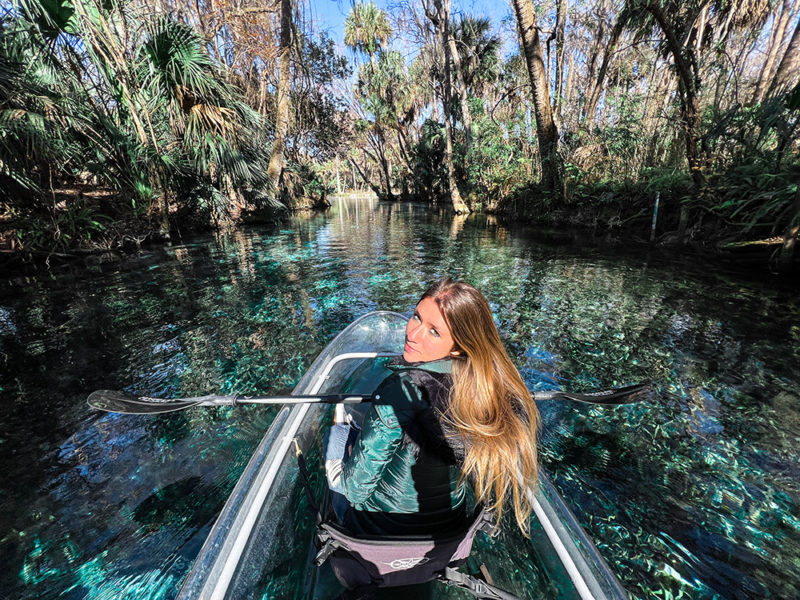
357, 50, 413, 127
1, 0, 284, 252
454, 16, 501, 96
406, 119, 447, 202
16, 0, 79, 38
706, 165, 798, 235
638, 168, 692, 194
344, 1, 392, 58
11, 197, 110, 251
462, 99, 530, 204
299, 31, 351, 86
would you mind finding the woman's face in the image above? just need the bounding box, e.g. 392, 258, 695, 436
403, 296, 458, 362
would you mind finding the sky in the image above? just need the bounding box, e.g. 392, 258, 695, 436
305, 0, 519, 57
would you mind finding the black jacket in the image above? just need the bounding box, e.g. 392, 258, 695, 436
339, 358, 467, 535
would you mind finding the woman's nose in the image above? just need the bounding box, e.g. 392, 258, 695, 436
407, 322, 422, 341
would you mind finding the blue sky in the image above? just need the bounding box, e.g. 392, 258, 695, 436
307, 0, 518, 56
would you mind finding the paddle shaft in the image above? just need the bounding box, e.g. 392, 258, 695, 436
88, 383, 651, 415
173, 393, 377, 407
86, 390, 381, 415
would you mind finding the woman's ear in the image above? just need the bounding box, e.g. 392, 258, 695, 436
449, 349, 462, 356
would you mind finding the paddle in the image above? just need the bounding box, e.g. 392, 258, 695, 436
534, 382, 652, 405
87, 390, 380, 415
88, 383, 651, 415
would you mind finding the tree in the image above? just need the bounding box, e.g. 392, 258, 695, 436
344, 2, 397, 200
344, 1, 392, 71
510, 0, 563, 196
767, 16, 800, 97
582, 11, 626, 127
424, 0, 470, 212
644, 1, 705, 193
551, 0, 568, 119
445, 13, 473, 153
354, 51, 416, 200
453, 16, 501, 99
752, 0, 798, 104
267, 0, 292, 194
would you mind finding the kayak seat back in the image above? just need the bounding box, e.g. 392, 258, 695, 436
314, 506, 493, 589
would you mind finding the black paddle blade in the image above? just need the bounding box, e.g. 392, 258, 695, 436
88, 390, 203, 414
558, 382, 653, 405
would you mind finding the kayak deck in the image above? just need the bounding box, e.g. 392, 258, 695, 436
177, 311, 627, 600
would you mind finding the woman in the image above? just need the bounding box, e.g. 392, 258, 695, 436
331, 278, 540, 536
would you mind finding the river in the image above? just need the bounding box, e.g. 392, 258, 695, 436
1, 196, 799, 599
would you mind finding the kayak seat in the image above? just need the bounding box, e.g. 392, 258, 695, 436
293, 442, 519, 599
314, 505, 490, 587
313, 507, 520, 599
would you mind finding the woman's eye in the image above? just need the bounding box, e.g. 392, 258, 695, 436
430, 328, 439, 338
412, 314, 421, 322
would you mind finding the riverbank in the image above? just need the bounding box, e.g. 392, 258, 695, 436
0, 186, 337, 274
2, 187, 797, 277
498, 175, 800, 275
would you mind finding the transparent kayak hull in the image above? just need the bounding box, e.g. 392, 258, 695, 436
177, 311, 627, 600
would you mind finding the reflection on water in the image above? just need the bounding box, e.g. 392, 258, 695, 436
1, 197, 799, 599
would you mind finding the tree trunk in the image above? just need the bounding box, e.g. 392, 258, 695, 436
432, 0, 470, 213
752, 0, 793, 104
585, 0, 611, 87
767, 17, 800, 96
647, 2, 704, 191
267, 0, 292, 192
350, 157, 382, 197
510, 0, 562, 197
364, 130, 395, 201
642, 64, 671, 167
583, 16, 624, 127
446, 18, 472, 151
564, 54, 575, 107
553, 0, 567, 118
374, 130, 395, 201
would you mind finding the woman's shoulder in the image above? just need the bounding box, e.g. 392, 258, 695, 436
375, 358, 453, 413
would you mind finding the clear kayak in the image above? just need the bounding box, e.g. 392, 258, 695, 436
176, 311, 628, 600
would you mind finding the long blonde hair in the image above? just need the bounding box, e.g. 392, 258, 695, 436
422, 278, 540, 534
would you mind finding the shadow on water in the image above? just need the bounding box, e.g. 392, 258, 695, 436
0, 196, 799, 599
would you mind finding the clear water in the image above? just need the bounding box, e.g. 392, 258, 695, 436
1, 196, 798, 599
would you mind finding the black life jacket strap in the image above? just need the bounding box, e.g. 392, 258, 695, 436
313, 528, 339, 566
293, 438, 323, 523
439, 567, 522, 600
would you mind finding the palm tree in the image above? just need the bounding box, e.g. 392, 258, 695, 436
422, 0, 470, 212
344, 1, 392, 71
345, 2, 397, 200
0, 15, 74, 205
453, 16, 500, 98
139, 17, 272, 217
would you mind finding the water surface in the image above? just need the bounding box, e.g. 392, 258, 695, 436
1, 196, 799, 599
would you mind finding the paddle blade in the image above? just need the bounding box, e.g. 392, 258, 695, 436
559, 382, 653, 405
534, 382, 653, 405
88, 390, 203, 414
